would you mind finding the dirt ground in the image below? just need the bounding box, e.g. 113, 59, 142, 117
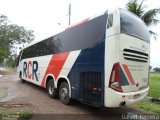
0, 70, 150, 120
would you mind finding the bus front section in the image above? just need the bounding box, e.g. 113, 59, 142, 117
105, 9, 150, 107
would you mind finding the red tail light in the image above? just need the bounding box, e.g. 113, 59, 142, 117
109, 63, 123, 92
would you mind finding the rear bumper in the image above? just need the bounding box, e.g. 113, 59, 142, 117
104, 87, 149, 107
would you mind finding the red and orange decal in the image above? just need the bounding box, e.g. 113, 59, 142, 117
41, 52, 70, 88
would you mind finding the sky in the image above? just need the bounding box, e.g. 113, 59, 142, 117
0, 0, 160, 68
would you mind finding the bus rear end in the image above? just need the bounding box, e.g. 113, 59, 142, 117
105, 9, 150, 107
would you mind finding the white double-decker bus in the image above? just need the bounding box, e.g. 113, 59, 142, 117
16, 8, 150, 107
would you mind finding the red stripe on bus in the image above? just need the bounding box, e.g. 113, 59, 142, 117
65, 18, 89, 30
122, 64, 135, 85
41, 52, 70, 88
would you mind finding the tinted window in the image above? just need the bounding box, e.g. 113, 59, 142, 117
21, 14, 108, 59
22, 49, 30, 59
120, 9, 150, 42
107, 14, 113, 28
58, 14, 108, 52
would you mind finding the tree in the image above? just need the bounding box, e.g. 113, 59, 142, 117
126, 0, 160, 39
0, 14, 34, 64
0, 15, 34, 48
0, 47, 9, 63
153, 67, 160, 72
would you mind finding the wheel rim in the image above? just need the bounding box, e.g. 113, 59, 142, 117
61, 87, 68, 100
49, 83, 54, 95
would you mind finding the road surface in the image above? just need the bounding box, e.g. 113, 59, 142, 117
0, 70, 151, 120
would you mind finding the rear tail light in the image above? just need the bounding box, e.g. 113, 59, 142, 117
109, 63, 123, 92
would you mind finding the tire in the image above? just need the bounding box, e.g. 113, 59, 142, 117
59, 82, 71, 105
47, 80, 58, 99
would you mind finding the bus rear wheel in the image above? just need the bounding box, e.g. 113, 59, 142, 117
59, 82, 70, 105
47, 80, 58, 99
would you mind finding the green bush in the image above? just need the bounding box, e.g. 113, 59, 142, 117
6, 57, 16, 68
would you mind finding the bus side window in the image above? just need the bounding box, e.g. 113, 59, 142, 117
21, 49, 28, 60
107, 14, 113, 28
19, 50, 22, 61
15, 50, 22, 67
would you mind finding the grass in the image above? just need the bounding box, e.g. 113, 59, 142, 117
131, 99, 160, 114
148, 73, 160, 98
0, 109, 32, 120
131, 72, 160, 114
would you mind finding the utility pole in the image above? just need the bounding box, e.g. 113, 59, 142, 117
69, 3, 71, 25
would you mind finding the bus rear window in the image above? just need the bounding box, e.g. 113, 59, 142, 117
120, 9, 150, 42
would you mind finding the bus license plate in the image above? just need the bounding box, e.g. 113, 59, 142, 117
134, 94, 140, 99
